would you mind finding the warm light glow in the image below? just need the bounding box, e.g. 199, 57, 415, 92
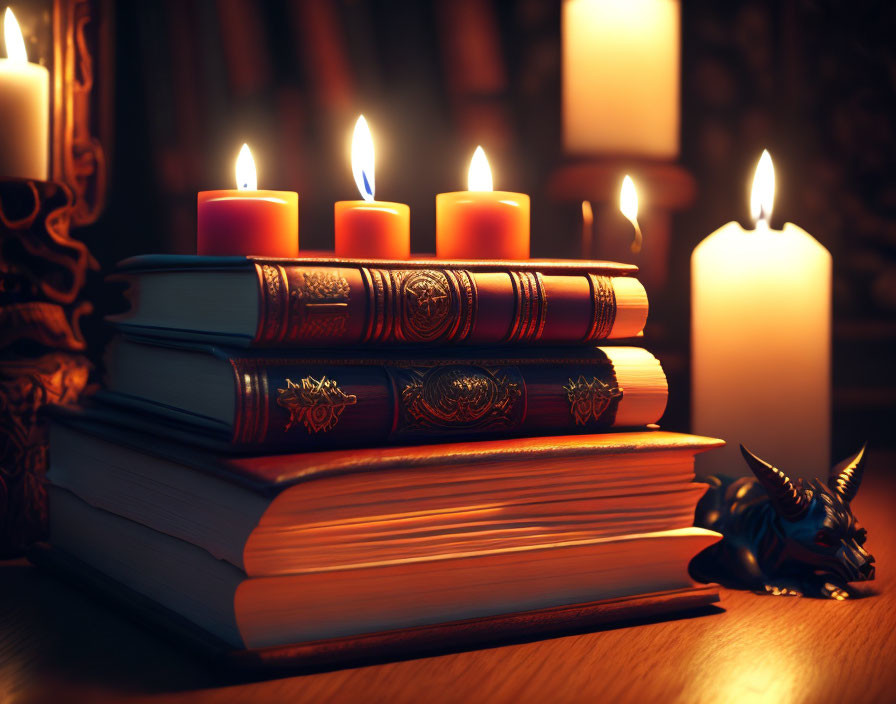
4, 7, 27, 63
750, 149, 775, 225
619, 174, 643, 254
581, 200, 593, 226
352, 115, 375, 202
468, 146, 493, 192
235, 143, 257, 191
620, 174, 638, 223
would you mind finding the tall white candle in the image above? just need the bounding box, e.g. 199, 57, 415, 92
0, 7, 49, 181
692, 151, 831, 478
562, 0, 680, 158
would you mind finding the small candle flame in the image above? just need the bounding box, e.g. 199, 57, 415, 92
352, 115, 375, 202
619, 174, 643, 254
468, 146, 493, 192
235, 143, 257, 191
4, 7, 27, 63
750, 149, 775, 226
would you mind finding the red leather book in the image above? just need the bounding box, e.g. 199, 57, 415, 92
100, 337, 668, 452
109, 254, 648, 348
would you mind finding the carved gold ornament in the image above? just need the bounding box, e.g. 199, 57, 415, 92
289, 270, 351, 338
401, 366, 521, 431
564, 375, 622, 425
277, 376, 357, 433
400, 270, 452, 342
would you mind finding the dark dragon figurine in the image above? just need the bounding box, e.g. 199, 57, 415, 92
690, 444, 874, 599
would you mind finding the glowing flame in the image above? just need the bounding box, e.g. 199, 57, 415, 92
352, 115, 375, 202
619, 175, 643, 254
4, 7, 27, 63
468, 146, 493, 192
750, 149, 775, 225
581, 200, 594, 259
235, 143, 257, 191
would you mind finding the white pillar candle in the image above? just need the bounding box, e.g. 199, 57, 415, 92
562, 0, 680, 158
0, 8, 49, 181
692, 151, 831, 478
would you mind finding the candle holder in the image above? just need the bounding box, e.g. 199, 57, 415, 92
546, 160, 695, 292
0, 179, 97, 556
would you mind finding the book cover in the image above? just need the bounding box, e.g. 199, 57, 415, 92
109, 254, 648, 348
100, 339, 669, 451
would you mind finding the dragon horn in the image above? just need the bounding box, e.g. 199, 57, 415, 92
828, 443, 867, 503
740, 445, 809, 521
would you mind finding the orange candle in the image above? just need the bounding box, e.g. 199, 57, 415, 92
198, 144, 298, 257
436, 147, 530, 260
335, 115, 410, 259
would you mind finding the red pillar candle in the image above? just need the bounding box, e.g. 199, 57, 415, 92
436, 147, 530, 260
334, 115, 410, 259
198, 144, 298, 257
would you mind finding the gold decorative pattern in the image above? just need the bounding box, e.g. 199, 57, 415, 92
289, 270, 351, 339
400, 270, 452, 342
505, 271, 547, 344
400, 366, 521, 431
277, 376, 357, 434
564, 375, 622, 425
256, 264, 287, 344
584, 274, 617, 341
363, 268, 477, 344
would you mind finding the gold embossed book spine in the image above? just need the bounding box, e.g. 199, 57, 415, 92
110, 255, 649, 348
256, 264, 639, 346
194, 347, 667, 451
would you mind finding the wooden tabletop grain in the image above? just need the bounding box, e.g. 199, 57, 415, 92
3, 458, 895, 704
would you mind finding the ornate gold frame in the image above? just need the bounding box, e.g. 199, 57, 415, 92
51, 0, 111, 226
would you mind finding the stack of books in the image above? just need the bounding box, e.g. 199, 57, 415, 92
42, 255, 722, 670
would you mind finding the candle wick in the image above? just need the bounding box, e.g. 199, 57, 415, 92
630, 221, 643, 254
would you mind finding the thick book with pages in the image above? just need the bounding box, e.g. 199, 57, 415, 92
109, 254, 648, 348
100, 337, 669, 451
43, 408, 723, 662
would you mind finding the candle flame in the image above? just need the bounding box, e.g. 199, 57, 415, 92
4, 7, 27, 63
750, 149, 775, 225
468, 146, 493, 192
352, 115, 375, 202
581, 200, 594, 259
235, 143, 257, 191
619, 174, 643, 254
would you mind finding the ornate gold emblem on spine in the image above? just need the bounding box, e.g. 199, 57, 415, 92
505, 271, 547, 344
277, 376, 357, 434
288, 270, 351, 339
362, 268, 476, 344
398, 365, 522, 432
564, 375, 622, 425
583, 274, 617, 341
256, 266, 351, 344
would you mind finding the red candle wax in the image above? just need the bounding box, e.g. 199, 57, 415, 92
334, 200, 410, 259
197, 190, 298, 257
436, 191, 530, 260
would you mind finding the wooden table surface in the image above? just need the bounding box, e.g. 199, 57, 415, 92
3, 460, 895, 704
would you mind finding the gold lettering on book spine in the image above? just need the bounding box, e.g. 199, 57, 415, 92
277, 376, 357, 433
564, 375, 622, 425
583, 274, 617, 341
399, 366, 521, 431
363, 269, 476, 344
